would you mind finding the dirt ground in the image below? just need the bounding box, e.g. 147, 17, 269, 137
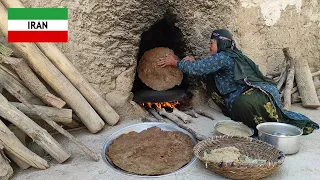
11, 104, 320, 180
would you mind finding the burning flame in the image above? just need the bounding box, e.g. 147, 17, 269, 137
142, 101, 180, 109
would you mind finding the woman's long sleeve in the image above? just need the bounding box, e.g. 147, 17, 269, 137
177, 53, 229, 76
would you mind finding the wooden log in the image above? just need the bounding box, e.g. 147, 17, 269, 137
0, 65, 43, 105
147, 108, 164, 122
194, 108, 215, 120
158, 108, 181, 123
0, 120, 48, 169
10, 102, 72, 123
0, 55, 66, 108
282, 48, 295, 110
5, 87, 99, 161
0, 43, 13, 57
5, 125, 30, 170
158, 108, 205, 141
312, 70, 320, 77
1, 0, 120, 126
290, 50, 320, 108
172, 109, 192, 123
0, 142, 13, 180
184, 109, 199, 118
0, 93, 70, 163
0, 3, 105, 133
277, 66, 288, 90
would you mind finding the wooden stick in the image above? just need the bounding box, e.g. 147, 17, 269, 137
0, 65, 43, 105
282, 48, 295, 110
312, 70, 320, 77
0, 3, 105, 133
0, 142, 13, 180
0, 55, 66, 108
158, 108, 181, 123
5, 86, 99, 161
0, 120, 48, 169
158, 108, 205, 141
5, 125, 30, 169
147, 108, 164, 122
172, 109, 192, 123
10, 102, 72, 123
291, 49, 320, 108
277, 66, 288, 90
1, 0, 120, 126
0, 93, 71, 163
184, 109, 199, 118
194, 108, 215, 120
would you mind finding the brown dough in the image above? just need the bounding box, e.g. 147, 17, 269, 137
106, 127, 194, 175
138, 47, 183, 91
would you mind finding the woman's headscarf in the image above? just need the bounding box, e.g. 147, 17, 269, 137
210, 29, 275, 85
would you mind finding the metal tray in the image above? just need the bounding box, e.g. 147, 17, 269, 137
101, 122, 197, 177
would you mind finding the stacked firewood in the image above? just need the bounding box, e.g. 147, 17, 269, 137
270, 48, 320, 110
0, 0, 120, 179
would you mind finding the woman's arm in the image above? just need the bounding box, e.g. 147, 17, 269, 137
157, 53, 230, 76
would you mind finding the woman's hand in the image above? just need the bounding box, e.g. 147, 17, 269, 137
182, 56, 195, 62
157, 55, 178, 68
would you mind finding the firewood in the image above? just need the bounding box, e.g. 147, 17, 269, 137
282, 48, 295, 110
312, 70, 320, 77
0, 142, 13, 180
0, 43, 13, 57
0, 55, 66, 108
289, 50, 320, 108
0, 65, 43, 105
194, 108, 215, 120
171, 109, 192, 123
10, 102, 72, 123
0, 93, 70, 163
158, 108, 182, 123
158, 108, 205, 141
147, 108, 164, 122
0, 120, 48, 169
184, 109, 199, 118
0, 3, 105, 133
1, 0, 119, 125
5, 125, 30, 169
5, 87, 99, 161
277, 66, 288, 90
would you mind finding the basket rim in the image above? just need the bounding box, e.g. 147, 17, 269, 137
193, 135, 285, 168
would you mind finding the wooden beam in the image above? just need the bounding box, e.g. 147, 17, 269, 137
0, 120, 48, 169
0, 55, 66, 108
282, 48, 295, 110
0, 66, 43, 105
0, 93, 70, 163
10, 102, 72, 123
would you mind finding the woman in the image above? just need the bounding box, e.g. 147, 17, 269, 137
157, 29, 319, 135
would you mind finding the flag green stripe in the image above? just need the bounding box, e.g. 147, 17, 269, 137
8, 8, 68, 20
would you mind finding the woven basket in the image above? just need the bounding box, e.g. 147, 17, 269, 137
194, 136, 285, 180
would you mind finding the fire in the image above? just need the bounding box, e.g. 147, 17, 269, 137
142, 101, 180, 110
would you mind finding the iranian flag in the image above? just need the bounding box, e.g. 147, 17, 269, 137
8, 8, 68, 42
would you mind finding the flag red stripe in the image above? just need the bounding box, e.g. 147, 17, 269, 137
8, 31, 68, 42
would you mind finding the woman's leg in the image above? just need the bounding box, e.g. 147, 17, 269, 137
230, 88, 282, 133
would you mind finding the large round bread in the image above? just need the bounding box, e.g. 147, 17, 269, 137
106, 127, 194, 175
137, 47, 183, 91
